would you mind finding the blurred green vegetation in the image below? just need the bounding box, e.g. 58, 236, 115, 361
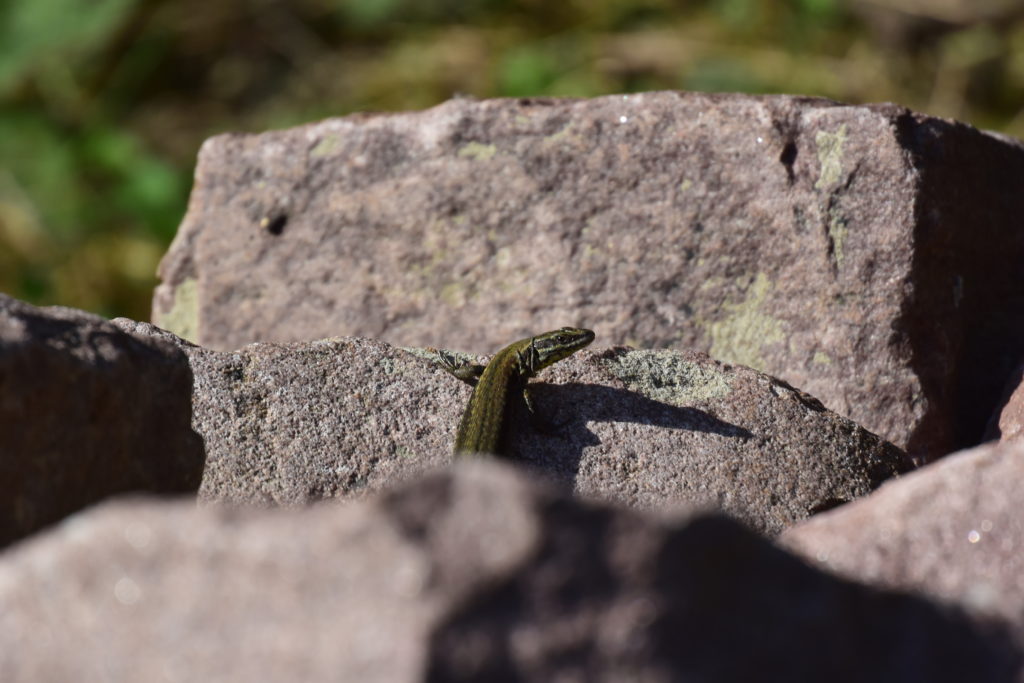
2, 0, 1024, 319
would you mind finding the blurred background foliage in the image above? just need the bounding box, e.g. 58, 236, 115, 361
2, 0, 1024, 319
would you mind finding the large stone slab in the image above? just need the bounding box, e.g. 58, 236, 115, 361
116, 320, 910, 535
153, 92, 1024, 462
0, 296, 204, 548
0, 461, 1015, 682
782, 439, 1024, 642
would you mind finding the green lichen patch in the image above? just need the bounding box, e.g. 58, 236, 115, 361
827, 208, 848, 268
399, 346, 443, 363
457, 141, 497, 161
603, 349, 733, 405
155, 277, 199, 343
815, 123, 848, 190
542, 121, 578, 146
310, 133, 344, 158
703, 272, 785, 371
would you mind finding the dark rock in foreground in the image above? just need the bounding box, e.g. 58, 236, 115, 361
0, 461, 1015, 683
0, 295, 204, 548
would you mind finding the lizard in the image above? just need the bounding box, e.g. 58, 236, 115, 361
436, 327, 595, 456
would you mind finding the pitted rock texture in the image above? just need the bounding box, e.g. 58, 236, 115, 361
0, 462, 1015, 683
153, 92, 1024, 462
0, 296, 204, 548
783, 439, 1024, 641
120, 321, 910, 535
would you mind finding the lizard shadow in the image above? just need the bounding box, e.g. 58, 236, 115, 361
503, 382, 753, 489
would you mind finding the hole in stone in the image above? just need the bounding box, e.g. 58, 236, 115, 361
779, 141, 798, 184
780, 141, 797, 167
264, 214, 287, 236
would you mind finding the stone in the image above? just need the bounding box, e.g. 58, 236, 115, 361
782, 439, 1024, 642
0, 295, 204, 548
153, 92, 1024, 462
122, 321, 910, 534
984, 361, 1024, 443
0, 461, 1015, 682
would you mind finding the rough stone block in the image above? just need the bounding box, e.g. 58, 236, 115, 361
154, 92, 1024, 461
120, 321, 910, 535
783, 439, 1024, 643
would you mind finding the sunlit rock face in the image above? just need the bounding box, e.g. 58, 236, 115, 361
783, 439, 1024, 640
154, 92, 1024, 462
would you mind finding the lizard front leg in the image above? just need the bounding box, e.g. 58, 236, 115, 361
520, 385, 561, 435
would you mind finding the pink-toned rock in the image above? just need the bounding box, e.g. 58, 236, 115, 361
0, 461, 1015, 682
153, 92, 1024, 463
118, 319, 909, 535
0, 295, 204, 548
782, 439, 1024, 641
985, 362, 1024, 443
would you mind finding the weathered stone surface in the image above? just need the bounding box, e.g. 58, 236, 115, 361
985, 361, 1024, 443
122, 321, 909, 534
153, 92, 1024, 462
0, 296, 204, 548
512, 346, 912, 533
0, 461, 1016, 683
782, 439, 1024, 642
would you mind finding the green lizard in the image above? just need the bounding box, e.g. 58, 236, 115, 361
437, 327, 595, 456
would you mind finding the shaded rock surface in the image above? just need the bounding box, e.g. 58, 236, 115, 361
0, 461, 1016, 683
153, 92, 1024, 462
118, 320, 910, 535
783, 439, 1024, 642
0, 296, 204, 548
985, 361, 1024, 443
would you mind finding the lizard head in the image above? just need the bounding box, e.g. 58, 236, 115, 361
530, 327, 595, 371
